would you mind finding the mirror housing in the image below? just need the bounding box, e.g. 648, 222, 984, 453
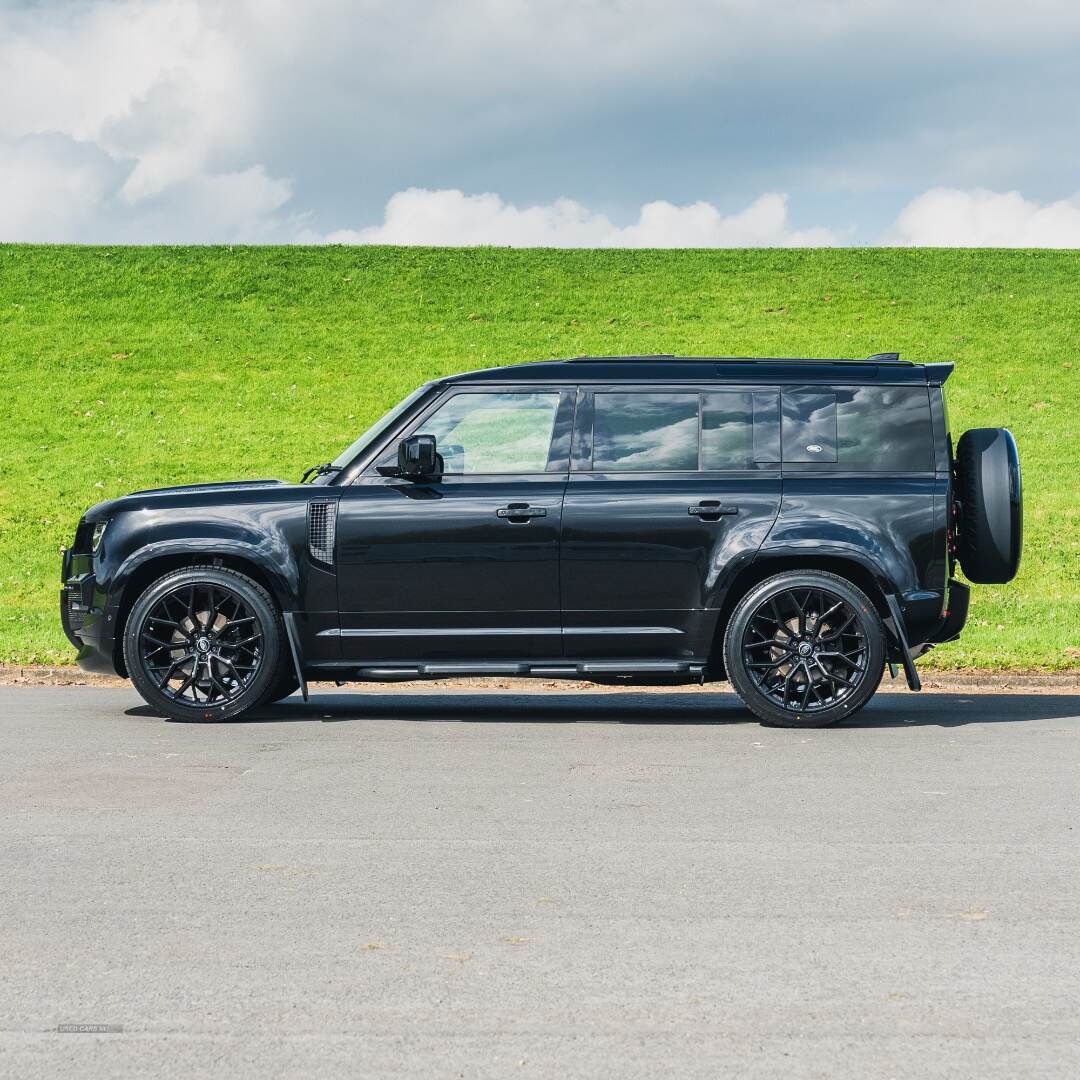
397, 434, 440, 479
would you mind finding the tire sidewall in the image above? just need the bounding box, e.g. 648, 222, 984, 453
262, 665, 300, 705
724, 571, 886, 727
123, 567, 282, 722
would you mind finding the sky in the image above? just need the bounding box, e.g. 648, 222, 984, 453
2, 0, 1080, 246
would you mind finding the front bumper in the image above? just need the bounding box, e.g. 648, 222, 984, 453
60, 548, 121, 675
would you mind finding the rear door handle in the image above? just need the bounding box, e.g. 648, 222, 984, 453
688, 502, 739, 520
496, 504, 547, 522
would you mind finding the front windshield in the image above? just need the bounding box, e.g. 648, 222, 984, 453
329, 383, 433, 472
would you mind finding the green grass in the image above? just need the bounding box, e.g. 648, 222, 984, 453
1, 245, 1077, 670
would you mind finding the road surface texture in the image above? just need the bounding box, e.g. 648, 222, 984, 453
2, 685, 1079, 1079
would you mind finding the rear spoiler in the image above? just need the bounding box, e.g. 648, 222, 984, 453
924, 363, 955, 385
866, 354, 954, 385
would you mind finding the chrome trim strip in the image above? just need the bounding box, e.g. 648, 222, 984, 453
319, 625, 683, 638
319, 627, 560, 638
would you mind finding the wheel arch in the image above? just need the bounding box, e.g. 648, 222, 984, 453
706, 553, 893, 678
111, 548, 292, 677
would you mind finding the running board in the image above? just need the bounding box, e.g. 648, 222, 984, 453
306, 659, 705, 683
883, 594, 922, 692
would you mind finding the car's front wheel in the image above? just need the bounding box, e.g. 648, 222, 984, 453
261, 665, 300, 705
723, 571, 886, 727
123, 566, 283, 723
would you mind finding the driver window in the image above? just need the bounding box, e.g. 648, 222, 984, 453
413, 391, 561, 474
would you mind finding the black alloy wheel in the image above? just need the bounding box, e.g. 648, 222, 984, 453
124, 566, 283, 722
139, 582, 262, 704
724, 571, 886, 727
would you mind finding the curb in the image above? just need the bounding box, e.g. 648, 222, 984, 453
2, 664, 1078, 693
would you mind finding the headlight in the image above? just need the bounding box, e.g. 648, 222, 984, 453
91, 520, 108, 553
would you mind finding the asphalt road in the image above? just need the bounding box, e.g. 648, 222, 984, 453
3, 685, 1080, 1079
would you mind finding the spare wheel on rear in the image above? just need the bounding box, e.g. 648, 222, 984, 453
954, 427, 1022, 584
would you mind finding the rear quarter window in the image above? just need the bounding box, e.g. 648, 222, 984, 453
782, 391, 838, 462
836, 387, 933, 471
782, 386, 934, 472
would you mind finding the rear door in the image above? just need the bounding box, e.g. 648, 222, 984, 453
560, 386, 783, 660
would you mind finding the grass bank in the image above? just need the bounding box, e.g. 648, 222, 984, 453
1, 245, 1076, 668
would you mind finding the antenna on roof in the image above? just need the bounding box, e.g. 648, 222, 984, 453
865, 352, 900, 362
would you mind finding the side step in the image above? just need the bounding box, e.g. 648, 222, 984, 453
307, 659, 705, 683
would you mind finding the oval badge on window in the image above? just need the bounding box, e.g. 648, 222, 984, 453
806, 444, 824, 454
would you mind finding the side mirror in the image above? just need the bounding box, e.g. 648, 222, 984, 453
398, 434, 440, 479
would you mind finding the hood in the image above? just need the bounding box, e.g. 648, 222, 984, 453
130, 479, 286, 497
83, 479, 289, 521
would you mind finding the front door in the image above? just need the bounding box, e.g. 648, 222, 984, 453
335, 387, 574, 661
560, 387, 783, 659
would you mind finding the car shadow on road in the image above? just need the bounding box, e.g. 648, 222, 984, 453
126, 690, 1080, 728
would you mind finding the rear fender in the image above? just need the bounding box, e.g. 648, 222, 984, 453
758, 509, 944, 644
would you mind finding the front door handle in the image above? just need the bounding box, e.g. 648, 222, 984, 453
688, 502, 739, 520
496, 503, 547, 523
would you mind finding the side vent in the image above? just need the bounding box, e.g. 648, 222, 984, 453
308, 500, 338, 565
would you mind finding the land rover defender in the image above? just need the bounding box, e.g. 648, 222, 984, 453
61, 354, 1022, 726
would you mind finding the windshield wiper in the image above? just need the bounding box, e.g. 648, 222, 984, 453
300, 462, 342, 484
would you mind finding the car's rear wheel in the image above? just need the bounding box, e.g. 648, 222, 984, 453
123, 566, 282, 723
724, 571, 886, 727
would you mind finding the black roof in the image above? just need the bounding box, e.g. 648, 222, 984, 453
444, 354, 954, 386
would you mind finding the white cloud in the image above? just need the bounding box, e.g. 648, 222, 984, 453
116, 166, 299, 245
322, 188, 839, 247
0, 136, 115, 242
0, 136, 299, 244
889, 187, 1080, 247
3, 1, 1080, 243
0, 0, 288, 240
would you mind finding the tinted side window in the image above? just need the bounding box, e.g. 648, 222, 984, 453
836, 387, 933, 471
414, 391, 561, 473
701, 391, 780, 469
593, 393, 698, 471
752, 391, 781, 463
782, 391, 838, 462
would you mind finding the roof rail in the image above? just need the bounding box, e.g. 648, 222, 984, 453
562, 355, 675, 363
561, 354, 913, 366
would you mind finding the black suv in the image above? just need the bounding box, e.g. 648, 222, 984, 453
61, 354, 1021, 727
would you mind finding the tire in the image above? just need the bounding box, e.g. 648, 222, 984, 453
261, 665, 300, 705
123, 566, 283, 723
954, 428, 1022, 584
724, 571, 886, 727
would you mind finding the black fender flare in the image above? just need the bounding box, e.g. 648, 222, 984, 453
110, 538, 301, 612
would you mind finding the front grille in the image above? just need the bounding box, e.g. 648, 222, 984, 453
308, 500, 337, 565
